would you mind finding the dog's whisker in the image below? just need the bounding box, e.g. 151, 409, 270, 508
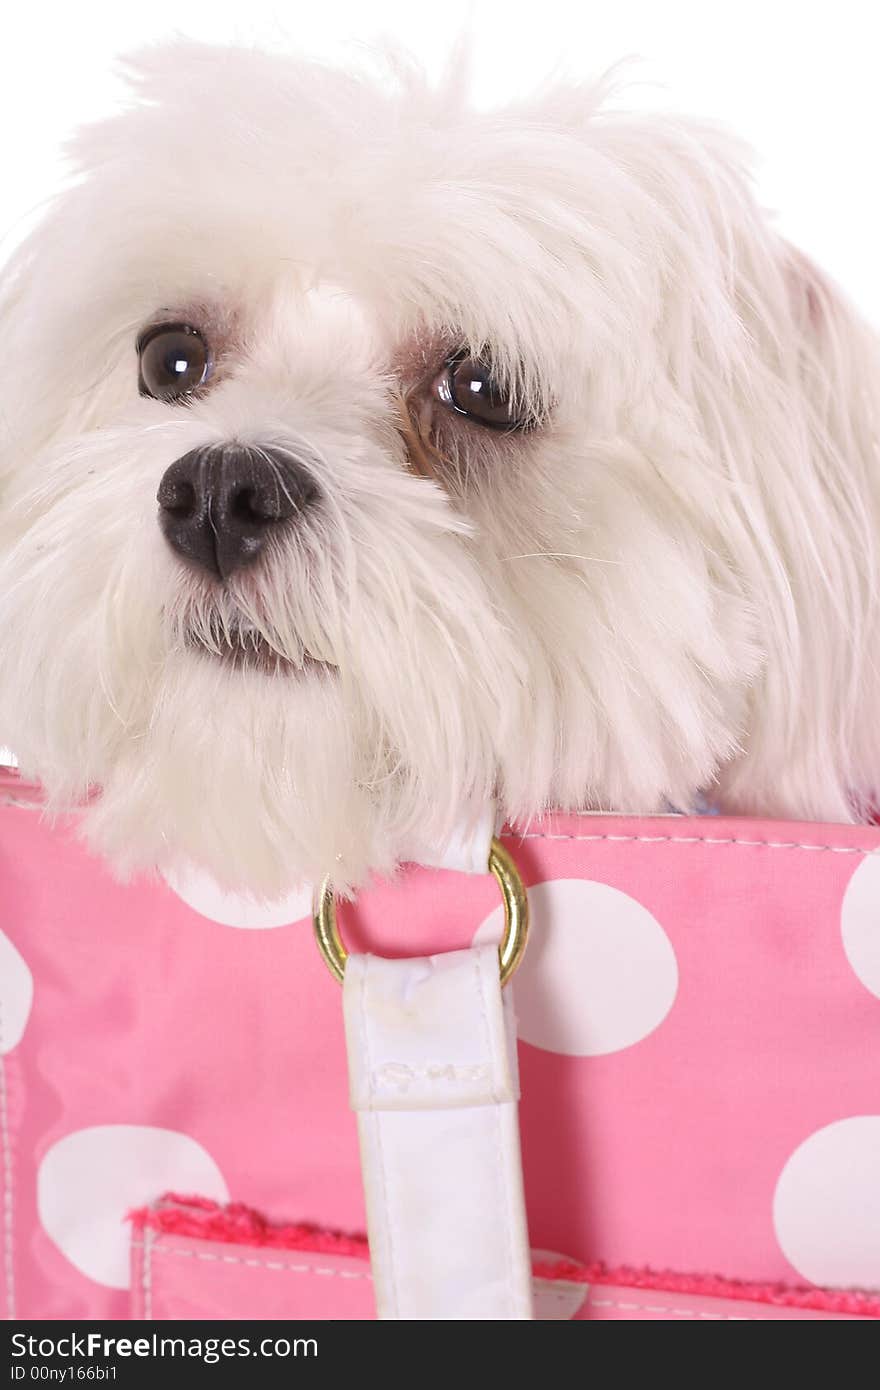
500, 551, 624, 565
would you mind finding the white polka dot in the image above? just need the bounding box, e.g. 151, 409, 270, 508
0, 930, 33, 1054
475, 878, 678, 1056
163, 863, 312, 928
38, 1125, 228, 1288
773, 1116, 880, 1289
840, 857, 880, 999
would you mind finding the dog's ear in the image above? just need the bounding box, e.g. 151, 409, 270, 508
0, 218, 74, 483
0, 238, 38, 483
0, 196, 131, 492
782, 242, 879, 531
720, 240, 880, 823
784, 248, 879, 573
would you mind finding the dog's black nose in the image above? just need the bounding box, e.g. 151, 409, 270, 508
157, 445, 318, 580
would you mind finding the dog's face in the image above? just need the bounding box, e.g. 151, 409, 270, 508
1, 42, 871, 892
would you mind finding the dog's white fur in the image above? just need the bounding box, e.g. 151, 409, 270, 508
1, 40, 878, 893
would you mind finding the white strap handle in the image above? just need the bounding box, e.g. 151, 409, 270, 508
342, 945, 534, 1320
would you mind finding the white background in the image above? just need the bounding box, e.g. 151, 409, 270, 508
1, 0, 879, 324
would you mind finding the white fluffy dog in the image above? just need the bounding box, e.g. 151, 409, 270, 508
1, 41, 878, 894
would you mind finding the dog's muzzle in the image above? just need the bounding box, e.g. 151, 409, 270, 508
157, 444, 319, 580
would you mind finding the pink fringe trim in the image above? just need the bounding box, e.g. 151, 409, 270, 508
130, 1194, 880, 1318
129, 1193, 369, 1260
531, 1257, 880, 1317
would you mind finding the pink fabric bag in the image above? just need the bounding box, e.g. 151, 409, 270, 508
2, 762, 879, 1320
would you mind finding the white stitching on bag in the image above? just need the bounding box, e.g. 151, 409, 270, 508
500, 830, 880, 855
0, 1000, 15, 1321
360, 955, 400, 1317
131, 1239, 373, 1282
131, 1243, 599, 1319
141, 1225, 157, 1321
133, 1249, 812, 1320
584, 1292, 756, 1319
5, 790, 880, 858
473, 949, 516, 1318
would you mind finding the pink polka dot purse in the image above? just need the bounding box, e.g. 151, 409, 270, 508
2, 759, 879, 1320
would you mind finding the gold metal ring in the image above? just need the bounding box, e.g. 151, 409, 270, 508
312, 836, 529, 987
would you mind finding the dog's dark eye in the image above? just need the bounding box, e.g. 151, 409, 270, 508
138, 324, 210, 401
437, 353, 524, 430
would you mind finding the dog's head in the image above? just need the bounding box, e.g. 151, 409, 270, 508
1, 41, 873, 892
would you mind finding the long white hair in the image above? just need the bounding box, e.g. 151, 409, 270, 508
1, 41, 878, 891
